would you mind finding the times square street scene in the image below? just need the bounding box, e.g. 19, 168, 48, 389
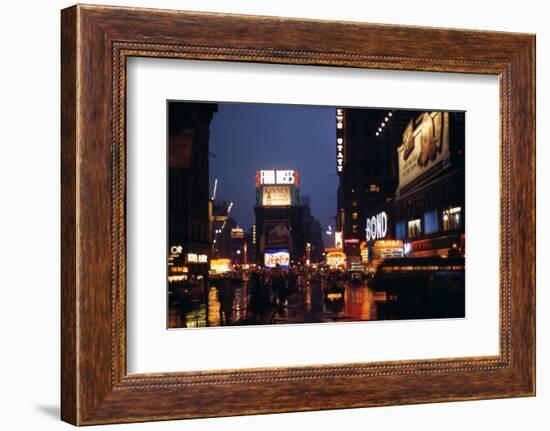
167, 103, 465, 328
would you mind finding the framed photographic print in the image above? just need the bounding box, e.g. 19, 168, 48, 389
164, 102, 465, 331
61, 4, 535, 425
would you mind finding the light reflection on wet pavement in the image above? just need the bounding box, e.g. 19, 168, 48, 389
168, 278, 387, 328
272, 281, 382, 324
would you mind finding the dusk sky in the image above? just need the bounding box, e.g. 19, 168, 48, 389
209, 103, 337, 233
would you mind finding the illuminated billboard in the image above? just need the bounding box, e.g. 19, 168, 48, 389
264, 220, 291, 248
256, 169, 299, 187
366, 211, 388, 242
326, 250, 346, 269
210, 258, 231, 274
264, 249, 290, 268
372, 240, 404, 260
334, 231, 343, 249
262, 185, 291, 206
186, 253, 208, 263
255, 169, 300, 206
396, 112, 450, 194
360, 241, 369, 262
230, 227, 244, 239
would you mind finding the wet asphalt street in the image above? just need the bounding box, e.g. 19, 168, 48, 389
168, 277, 389, 328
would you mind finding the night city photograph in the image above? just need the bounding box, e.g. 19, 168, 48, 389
167, 101, 466, 329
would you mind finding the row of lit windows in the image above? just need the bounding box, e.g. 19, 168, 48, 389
347, 206, 461, 238
395, 207, 462, 240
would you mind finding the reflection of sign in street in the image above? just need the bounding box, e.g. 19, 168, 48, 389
373, 240, 404, 259
262, 185, 291, 206
397, 112, 450, 193
264, 249, 290, 268
265, 220, 291, 248
366, 212, 388, 242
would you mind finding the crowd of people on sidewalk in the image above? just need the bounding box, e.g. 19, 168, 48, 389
216, 264, 302, 325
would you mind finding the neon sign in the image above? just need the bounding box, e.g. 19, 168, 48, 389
366, 212, 388, 242
186, 253, 208, 263
264, 249, 290, 268
257, 170, 298, 186
336, 108, 345, 174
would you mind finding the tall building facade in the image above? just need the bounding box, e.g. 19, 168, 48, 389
254, 169, 304, 267
168, 102, 218, 277
390, 111, 465, 258
336, 107, 465, 264
336, 108, 415, 261
211, 200, 232, 259
301, 195, 325, 263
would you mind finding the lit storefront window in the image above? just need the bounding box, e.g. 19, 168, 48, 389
352, 212, 358, 220
424, 209, 439, 235
395, 221, 406, 240
407, 219, 421, 238
443, 207, 462, 231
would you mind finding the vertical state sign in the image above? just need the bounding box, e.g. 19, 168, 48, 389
336, 108, 345, 174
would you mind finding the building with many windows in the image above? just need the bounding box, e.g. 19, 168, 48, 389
336, 107, 465, 265
362, 111, 465, 261
335, 107, 417, 262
